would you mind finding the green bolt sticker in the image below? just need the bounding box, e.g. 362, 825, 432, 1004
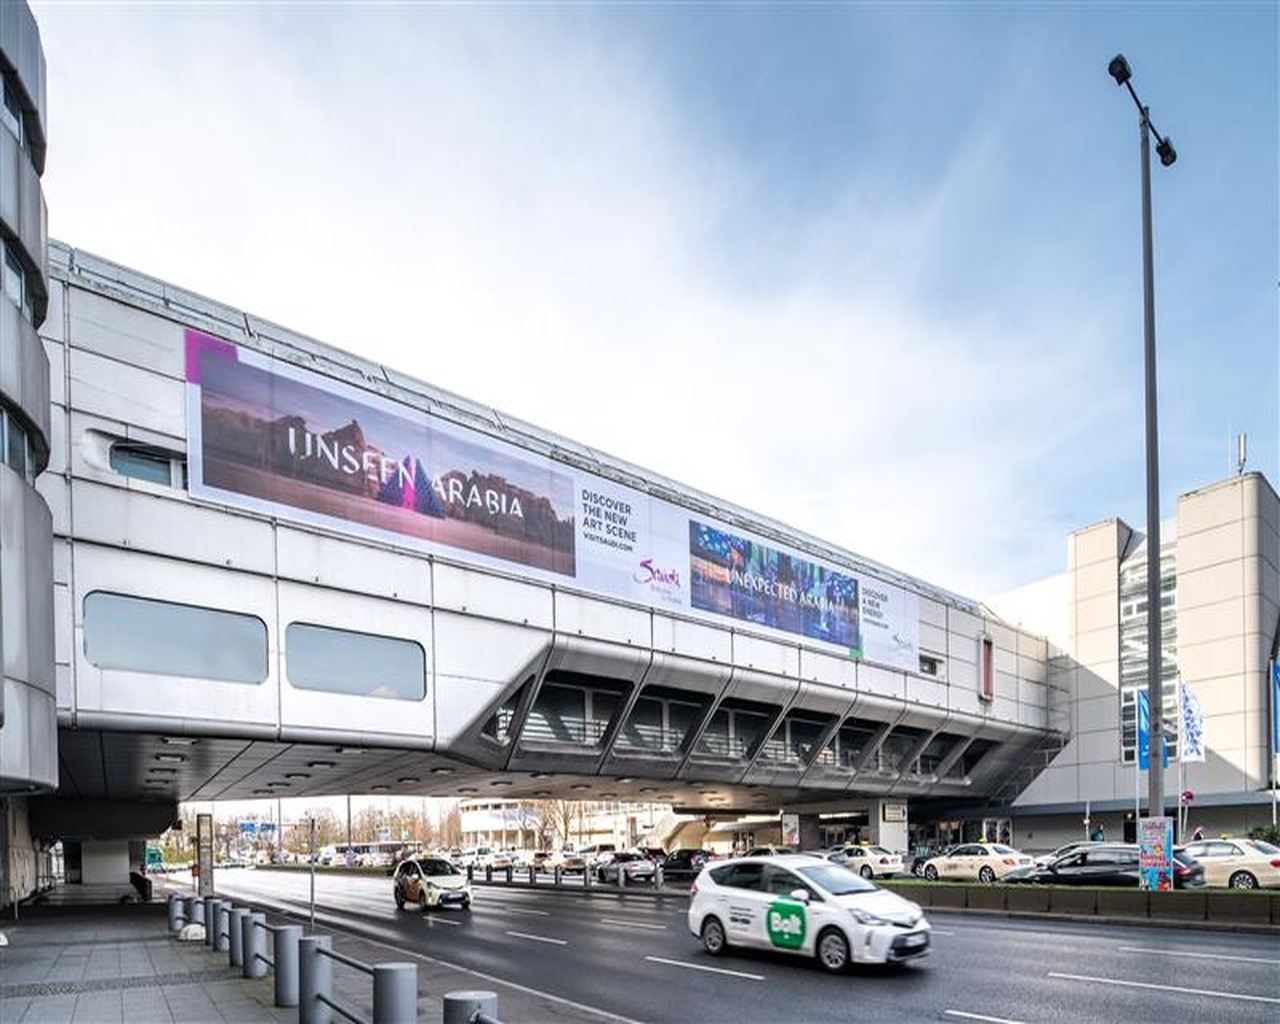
766, 898, 807, 950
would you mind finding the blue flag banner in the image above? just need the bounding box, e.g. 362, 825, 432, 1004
1179, 677, 1205, 762
1272, 661, 1280, 758
1137, 690, 1169, 770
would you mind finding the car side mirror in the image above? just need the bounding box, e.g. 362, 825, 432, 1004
789, 889, 811, 904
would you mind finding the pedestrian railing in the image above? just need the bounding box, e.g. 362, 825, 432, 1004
168, 889, 438, 1023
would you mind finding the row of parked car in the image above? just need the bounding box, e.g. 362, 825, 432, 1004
902, 835, 1280, 889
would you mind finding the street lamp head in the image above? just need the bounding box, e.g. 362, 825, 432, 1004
1108, 53, 1132, 86
1156, 137, 1177, 167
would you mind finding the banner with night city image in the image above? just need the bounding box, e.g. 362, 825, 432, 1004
689, 520, 863, 653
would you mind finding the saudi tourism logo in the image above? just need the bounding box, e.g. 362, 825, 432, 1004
766, 898, 806, 949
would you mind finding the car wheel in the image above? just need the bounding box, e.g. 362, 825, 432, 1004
1229, 871, 1258, 890
816, 928, 850, 974
461, 898, 471, 910
924, 864, 939, 881
860, 865, 873, 879
395, 894, 405, 910
978, 866, 996, 884
912, 861, 924, 877
417, 890, 429, 911
701, 916, 727, 956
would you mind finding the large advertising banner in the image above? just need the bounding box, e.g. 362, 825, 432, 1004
187, 330, 576, 575
185, 329, 919, 669
1138, 816, 1174, 892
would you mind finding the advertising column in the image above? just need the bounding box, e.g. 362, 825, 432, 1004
1138, 816, 1173, 891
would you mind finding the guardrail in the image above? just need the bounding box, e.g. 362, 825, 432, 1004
168, 891, 465, 1023
299, 935, 416, 1024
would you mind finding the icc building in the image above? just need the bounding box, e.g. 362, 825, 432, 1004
1, 2, 1277, 904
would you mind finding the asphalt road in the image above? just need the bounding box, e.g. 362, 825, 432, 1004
212, 869, 1280, 1023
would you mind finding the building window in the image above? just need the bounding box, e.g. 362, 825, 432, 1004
616, 690, 705, 755
919, 655, 940, 677
1, 78, 23, 147
1, 409, 32, 481
3, 246, 32, 324
110, 441, 186, 488
84, 591, 268, 684
285, 622, 425, 701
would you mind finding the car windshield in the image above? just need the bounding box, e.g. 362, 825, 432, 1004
796, 863, 878, 895
989, 844, 1018, 855
418, 859, 458, 876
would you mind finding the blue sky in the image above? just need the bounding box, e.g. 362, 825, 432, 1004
32, 1, 1277, 599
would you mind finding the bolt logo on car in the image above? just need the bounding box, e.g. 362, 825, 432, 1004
767, 899, 806, 949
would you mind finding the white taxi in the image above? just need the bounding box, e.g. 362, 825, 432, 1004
838, 844, 904, 879
687, 854, 930, 972
1180, 837, 1280, 889
920, 842, 1032, 883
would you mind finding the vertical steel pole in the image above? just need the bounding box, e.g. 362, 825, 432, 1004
1139, 106, 1164, 821
310, 817, 317, 933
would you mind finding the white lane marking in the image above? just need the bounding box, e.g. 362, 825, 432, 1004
505, 929, 568, 946
645, 955, 764, 981
600, 917, 667, 930
943, 1012, 1026, 1024
422, 915, 462, 926
504, 907, 551, 916
1048, 972, 1280, 1005
930, 929, 957, 936
1118, 945, 1280, 966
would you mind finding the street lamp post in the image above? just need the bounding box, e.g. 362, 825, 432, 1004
1109, 53, 1177, 821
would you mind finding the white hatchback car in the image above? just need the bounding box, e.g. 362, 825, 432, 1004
687, 854, 930, 972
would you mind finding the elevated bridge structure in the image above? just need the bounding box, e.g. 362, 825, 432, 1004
13, 243, 1061, 872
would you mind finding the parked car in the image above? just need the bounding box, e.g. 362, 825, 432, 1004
688, 854, 930, 972
661, 848, 714, 880
920, 842, 1033, 883
579, 843, 618, 869
1005, 843, 1140, 886
1179, 837, 1279, 889
837, 844, 904, 879
1033, 840, 1100, 867
596, 850, 657, 884
743, 845, 795, 857
550, 848, 587, 874
393, 856, 471, 911
1003, 843, 1205, 890
908, 844, 955, 876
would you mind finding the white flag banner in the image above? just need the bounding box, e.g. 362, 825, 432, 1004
1180, 677, 1206, 762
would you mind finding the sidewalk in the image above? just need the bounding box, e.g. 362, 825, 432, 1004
0, 882, 627, 1024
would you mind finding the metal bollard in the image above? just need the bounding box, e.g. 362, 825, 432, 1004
228, 907, 248, 967
485, 864, 492, 883
183, 896, 198, 929
443, 990, 497, 1024
215, 903, 232, 952
655, 863, 664, 888
274, 924, 302, 1007
373, 962, 417, 1024
190, 898, 206, 927
553, 865, 562, 887
204, 898, 222, 948
619, 866, 627, 889
466, 864, 473, 883
583, 865, 591, 889
528, 865, 536, 885
243, 911, 267, 980
299, 935, 333, 1024
504, 865, 513, 884
167, 893, 184, 934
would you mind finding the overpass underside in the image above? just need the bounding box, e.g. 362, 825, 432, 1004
24, 243, 1059, 844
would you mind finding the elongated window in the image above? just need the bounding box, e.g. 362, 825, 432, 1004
286, 623, 425, 700
84, 592, 268, 684
109, 440, 187, 488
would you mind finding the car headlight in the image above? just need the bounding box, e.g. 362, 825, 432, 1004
849, 907, 889, 926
